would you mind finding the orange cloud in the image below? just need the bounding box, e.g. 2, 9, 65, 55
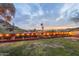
36, 25, 76, 30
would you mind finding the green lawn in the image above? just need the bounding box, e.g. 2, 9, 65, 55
0, 38, 79, 56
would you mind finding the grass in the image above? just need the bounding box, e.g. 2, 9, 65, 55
0, 38, 79, 56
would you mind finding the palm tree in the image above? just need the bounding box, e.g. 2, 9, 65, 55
41, 23, 44, 31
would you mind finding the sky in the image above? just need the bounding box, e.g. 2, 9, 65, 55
11, 3, 79, 30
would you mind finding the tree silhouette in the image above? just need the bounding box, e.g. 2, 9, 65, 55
40, 23, 44, 31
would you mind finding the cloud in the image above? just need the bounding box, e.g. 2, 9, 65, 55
13, 4, 46, 29
56, 3, 74, 21
60, 3, 74, 15
55, 3, 79, 29
13, 3, 79, 30
67, 4, 79, 23
56, 15, 64, 21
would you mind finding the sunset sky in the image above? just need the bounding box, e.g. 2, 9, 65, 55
11, 3, 79, 30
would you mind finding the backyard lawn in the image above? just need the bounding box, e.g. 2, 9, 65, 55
0, 38, 79, 56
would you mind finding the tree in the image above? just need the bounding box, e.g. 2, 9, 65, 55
40, 23, 44, 31
0, 3, 15, 23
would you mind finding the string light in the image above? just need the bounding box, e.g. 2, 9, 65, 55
0, 34, 3, 37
